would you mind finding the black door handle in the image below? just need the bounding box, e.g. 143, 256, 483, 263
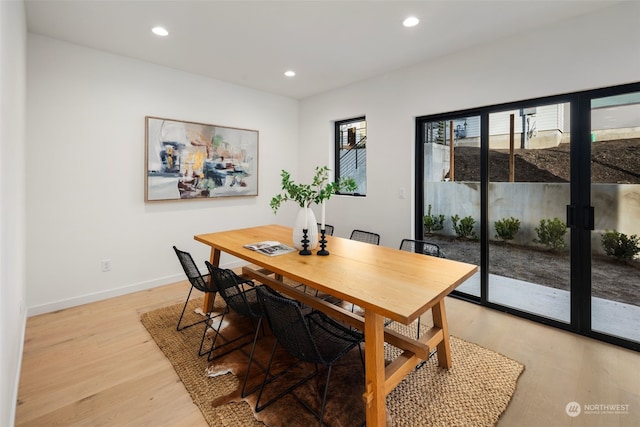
585, 206, 595, 230
566, 205, 576, 228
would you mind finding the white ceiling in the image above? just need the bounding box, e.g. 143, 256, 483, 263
25, 0, 620, 99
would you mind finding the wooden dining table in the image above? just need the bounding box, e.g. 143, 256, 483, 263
195, 224, 478, 426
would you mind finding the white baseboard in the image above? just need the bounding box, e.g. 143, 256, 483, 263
26, 274, 182, 317
26, 259, 247, 317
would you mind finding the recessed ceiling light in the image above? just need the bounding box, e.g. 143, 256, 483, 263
403, 16, 419, 27
152, 26, 169, 37
284, 70, 296, 77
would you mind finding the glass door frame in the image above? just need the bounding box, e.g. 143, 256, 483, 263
575, 82, 640, 349
415, 81, 640, 352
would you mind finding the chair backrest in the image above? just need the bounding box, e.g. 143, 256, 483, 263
256, 287, 324, 364
205, 261, 259, 317
350, 229, 380, 245
317, 223, 334, 236
173, 246, 216, 293
399, 238, 443, 258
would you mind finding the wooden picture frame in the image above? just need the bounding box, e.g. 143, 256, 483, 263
145, 116, 258, 201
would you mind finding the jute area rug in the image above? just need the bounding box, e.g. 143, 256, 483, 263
141, 296, 524, 427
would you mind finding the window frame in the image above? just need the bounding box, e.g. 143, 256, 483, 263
334, 116, 366, 196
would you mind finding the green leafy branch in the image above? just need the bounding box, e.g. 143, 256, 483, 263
270, 166, 357, 213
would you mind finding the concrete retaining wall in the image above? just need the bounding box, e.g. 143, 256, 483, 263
424, 182, 640, 253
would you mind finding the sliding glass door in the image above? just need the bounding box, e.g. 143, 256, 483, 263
588, 91, 640, 344
416, 82, 640, 351
419, 116, 481, 298
487, 103, 572, 323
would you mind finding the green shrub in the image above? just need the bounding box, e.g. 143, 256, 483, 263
451, 214, 478, 240
494, 217, 521, 241
533, 218, 567, 251
423, 204, 445, 234
601, 230, 640, 260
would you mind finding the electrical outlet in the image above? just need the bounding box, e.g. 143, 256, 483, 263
101, 259, 111, 272
399, 187, 406, 199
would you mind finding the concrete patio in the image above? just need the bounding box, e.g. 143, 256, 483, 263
457, 272, 640, 343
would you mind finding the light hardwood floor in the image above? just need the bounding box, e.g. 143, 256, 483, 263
15, 280, 640, 426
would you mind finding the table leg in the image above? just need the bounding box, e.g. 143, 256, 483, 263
432, 299, 452, 368
203, 248, 221, 313
363, 310, 387, 426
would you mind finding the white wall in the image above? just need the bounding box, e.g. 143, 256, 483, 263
1, 1, 27, 425
299, 2, 640, 248
26, 34, 300, 314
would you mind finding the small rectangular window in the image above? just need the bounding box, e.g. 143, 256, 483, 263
335, 116, 366, 195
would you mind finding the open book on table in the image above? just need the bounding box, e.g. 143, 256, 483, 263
243, 241, 296, 256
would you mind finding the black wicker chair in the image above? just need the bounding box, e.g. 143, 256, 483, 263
173, 246, 219, 332
254, 287, 363, 426
317, 223, 334, 236
398, 238, 446, 341
399, 238, 445, 258
204, 261, 264, 365
349, 229, 380, 245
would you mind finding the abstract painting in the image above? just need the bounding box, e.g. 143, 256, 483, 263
145, 116, 258, 201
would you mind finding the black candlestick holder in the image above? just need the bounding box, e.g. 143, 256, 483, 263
299, 228, 312, 255
317, 229, 329, 256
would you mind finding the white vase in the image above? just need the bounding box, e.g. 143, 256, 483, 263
292, 207, 318, 250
